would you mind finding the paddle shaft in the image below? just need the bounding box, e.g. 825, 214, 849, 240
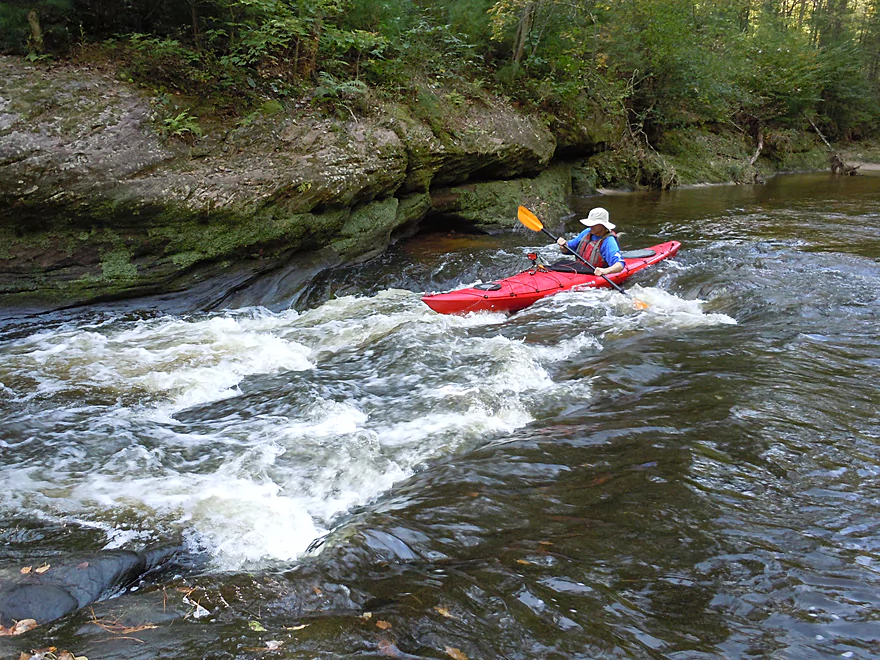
539, 227, 627, 295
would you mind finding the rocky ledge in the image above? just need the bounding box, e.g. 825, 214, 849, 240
0, 56, 597, 315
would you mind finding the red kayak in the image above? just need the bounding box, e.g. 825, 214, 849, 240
421, 241, 681, 315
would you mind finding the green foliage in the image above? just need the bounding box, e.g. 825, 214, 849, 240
0, 0, 74, 55
117, 33, 249, 112
149, 94, 203, 140
313, 71, 367, 105
818, 43, 880, 138
3, 0, 877, 142
161, 110, 202, 140
0, 4, 33, 54
24, 51, 54, 63
447, 91, 466, 107
484, 0, 879, 141
735, 19, 823, 123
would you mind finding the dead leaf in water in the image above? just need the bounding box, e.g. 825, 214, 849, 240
14, 619, 38, 634
445, 647, 469, 660
0, 619, 38, 636
17, 647, 60, 660
434, 606, 456, 619
243, 640, 283, 652
376, 619, 392, 630
19, 566, 31, 575
377, 639, 398, 657
35, 563, 51, 574
56, 652, 89, 660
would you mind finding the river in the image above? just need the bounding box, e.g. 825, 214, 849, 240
0, 172, 878, 659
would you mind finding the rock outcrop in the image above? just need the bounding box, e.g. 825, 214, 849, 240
0, 56, 582, 314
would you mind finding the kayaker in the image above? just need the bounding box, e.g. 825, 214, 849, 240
556, 207, 624, 277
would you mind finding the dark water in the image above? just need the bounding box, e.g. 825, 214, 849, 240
1, 172, 879, 659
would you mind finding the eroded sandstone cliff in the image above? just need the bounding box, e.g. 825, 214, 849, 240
0, 56, 585, 314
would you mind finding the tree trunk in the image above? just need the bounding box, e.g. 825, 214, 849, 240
27, 9, 43, 52
805, 113, 860, 174
512, 2, 536, 66
191, 3, 201, 51
301, 19, 322, 79
749, 129, 763, 165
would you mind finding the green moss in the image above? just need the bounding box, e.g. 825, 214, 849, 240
396, 192, 432, 225
74, 273, 104, 286
142, 205, 351, 269
0, 229, 13, 260
432, 165, 572, 230
571, 165, 598, 196
769, 147, 829, 172
0, 225, 87, 265
100, 246, 138, 280
655, 129, 754, 186
170, 250, 204, 269
331, 197, 400, 259
260, 100, 284, 116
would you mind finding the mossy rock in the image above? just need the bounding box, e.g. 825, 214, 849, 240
430, 164, 572, 232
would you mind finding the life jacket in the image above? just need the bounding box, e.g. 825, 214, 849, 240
576, 231, 618, 267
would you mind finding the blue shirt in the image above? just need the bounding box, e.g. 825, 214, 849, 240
565, 230, 623, 267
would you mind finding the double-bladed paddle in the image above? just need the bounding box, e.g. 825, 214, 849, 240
517, 205, 648, 309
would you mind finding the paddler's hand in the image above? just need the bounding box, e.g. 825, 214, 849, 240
556, 237, 566, 247
593, 266, 607, 277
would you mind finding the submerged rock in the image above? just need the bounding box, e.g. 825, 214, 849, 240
0, 544, 180, 626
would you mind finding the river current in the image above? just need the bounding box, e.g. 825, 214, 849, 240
0, 172, 878, 658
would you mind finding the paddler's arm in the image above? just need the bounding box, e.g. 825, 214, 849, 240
592, 262, 624, 277
556, 229, 589, 253
593, 236, 624, 277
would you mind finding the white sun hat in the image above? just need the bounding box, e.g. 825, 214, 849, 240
579, 207, 615, 230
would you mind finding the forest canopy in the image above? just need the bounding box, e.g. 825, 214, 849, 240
2, 0, 879, 143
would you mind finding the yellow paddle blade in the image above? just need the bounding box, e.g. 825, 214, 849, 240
517, 206, 544, 232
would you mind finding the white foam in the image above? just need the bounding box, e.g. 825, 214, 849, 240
30, 406, 412, 570
0, 289, 663, 570
526, 332, 603, 363
539, 285, 736, 329
4, 312, 314, 415
93, 471, 327, 566
620, 285, 737, 328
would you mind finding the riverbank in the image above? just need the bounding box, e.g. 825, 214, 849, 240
850, 161, 880, 171
1, 54, 878, 315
